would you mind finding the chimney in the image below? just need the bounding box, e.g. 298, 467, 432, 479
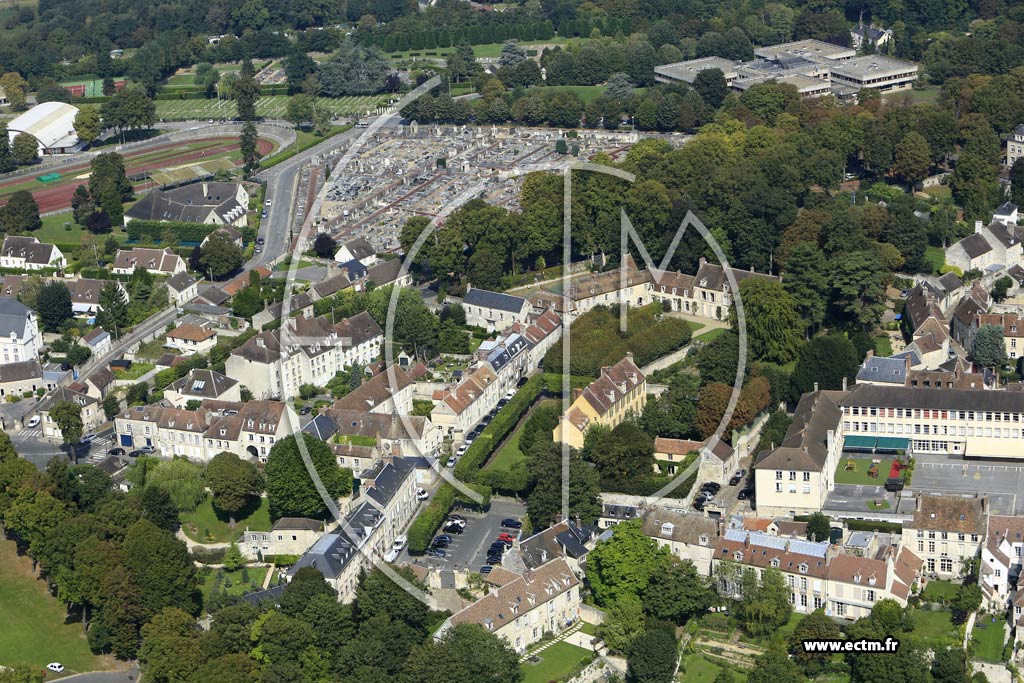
865, 349, 874, 361
813, 382, 819, 392
976, 220, 984, 233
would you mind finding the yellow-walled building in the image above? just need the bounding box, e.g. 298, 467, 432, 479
553, 354, 647, 449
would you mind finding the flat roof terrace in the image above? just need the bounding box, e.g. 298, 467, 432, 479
754, 39, 856, 63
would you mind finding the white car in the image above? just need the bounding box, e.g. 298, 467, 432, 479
416, 487, 429, 501
392, 534, 407, 551
25, 415, 40, 428
504, 390, 516, 400
456, 445, 468, 457
446, 457, 456, 468
265, 199, 272, 206
47, 663, 64, 673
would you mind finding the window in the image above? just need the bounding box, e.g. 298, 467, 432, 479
803, 485, 811, 494
776, 483, 782, 493
776, 470, 783, 480
917, 541, 924, 552
835, 602, 846, 616
789, 471, 796, 480
803, 472, 810, 481
866, 590, 876, 602
940, 558, 953, 573
928, 541, 935, 553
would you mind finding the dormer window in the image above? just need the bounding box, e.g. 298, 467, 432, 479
699, 535, 709, 546
770, 558, 780, 568
853, 572, 862, 584
798, 563, 808, 574
868, 575, 877, 586
733, 551, 743, 561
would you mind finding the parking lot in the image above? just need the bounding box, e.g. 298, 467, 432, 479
400, 498, 527, 573
910, 454, 1024, 515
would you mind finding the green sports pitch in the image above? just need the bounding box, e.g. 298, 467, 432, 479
155, 95, 389, 120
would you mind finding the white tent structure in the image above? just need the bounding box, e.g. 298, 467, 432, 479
6, 101, 81, 155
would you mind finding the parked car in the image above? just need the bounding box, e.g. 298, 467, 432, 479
392, 535, 407, 551
501, 518, 522, 529
265, 199, 272, 206
47, 664, 64, 673
25, 415, 40, 428
108, 447, 126, 456
456, 445, 468, 457
517, 376, 528, 387
446, 515, 466, 526
486, 555, 502, 565
446, 457, 456, 468
693, 499, 705, 511
299, 405, 312, 415
479, 565, 494, 574
504, 390, 516, 400
729, 469, 747, 486
738, 487, 754, 501
416, 487, 429, 501
700, 482, 721, 494
261, 210, 268, 218
138, 445, 155, 453
256, 237, 265, 245
80, 433, 98, 444
443, 523, 464, 534
425, 548, 446, 558
497, 533, 516, 542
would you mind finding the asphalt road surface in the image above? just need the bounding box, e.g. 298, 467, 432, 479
911, 453, 1024, 515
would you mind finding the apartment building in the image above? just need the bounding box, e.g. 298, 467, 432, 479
0, 236, 66, 270
946, 220, 1022, 274
333, 365, 414, 415
226, 311, 383, 400
975, 313, 1024, 359
0, 297, 40, 362
114, 399, 288, 463
241, 518, 326, 561
287, 456, 419, 602
901, 495, 987, 580
508, 309, 563, 372
980, 515, 1024, 609
436, 558, 581, 654
713, 528, 922, 620
37, 387, 104, 440
516, 520, 593, 573
840, 383, 1024, 458
641, 507, 721, 576
430, 365, 500, 440
553, 354, 646, 449
1009, 125, 1024, 168
753, 390, 844, 517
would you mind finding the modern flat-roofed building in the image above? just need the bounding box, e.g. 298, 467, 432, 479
753, 39, 856, 63
829, 55, 918, 92
655, 56, 739, 84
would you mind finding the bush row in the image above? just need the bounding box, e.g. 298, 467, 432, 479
454, 374, 543, 482
407, 483, 458, 553
127, 219, 218, 243
262, 554, 300, 566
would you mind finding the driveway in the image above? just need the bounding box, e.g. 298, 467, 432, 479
59, 665, 140, 683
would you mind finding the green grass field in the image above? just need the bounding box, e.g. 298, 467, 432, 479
972, 617, 1007, 663
834, 457, 889, 486
36, 213, 86, 244
155, 95, 387, 120
884, 84, 940, 106
537, 85, 647, 103
924, 245, 946, 274
874, 335, 893, 357
386, 37, 569, 61
921, 579, 958, 602
908, 609, 956, 648
60, 76, 125, 97
180, 496, 272, 544
679, 654, 748, 683
695, 327, 727, 343
486, 399, 559, 472
0, 539, 107, 673
165, 64, 241, 87
521, 641, 592, 683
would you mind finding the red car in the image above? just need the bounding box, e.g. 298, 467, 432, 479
497, 533, 516, 543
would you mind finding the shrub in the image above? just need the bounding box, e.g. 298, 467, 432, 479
453, 374, 542, 481
127, 219, 218, 243
191, 546, 227, 564
263, 554, 300, 566
407, 482, 490, 553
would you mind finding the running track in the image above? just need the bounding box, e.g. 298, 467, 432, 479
0, 136, 275, 213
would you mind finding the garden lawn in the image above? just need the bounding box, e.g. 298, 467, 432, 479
180, 496, 272, 544
521, 641, 592, 683
923, 246, 946, 274
908, 609, 956, 648
834, 457, 887, 486
972, 617, 1007, 663
777, 612, 806, 640
113, 362, 155, 380
199, 566, 272, 604
921, 579, 958, 601
0, 539, 107, 673
535, 85, 646, 103
679, 654, 747, 683
695, 327, 726, 343
487, 424, 525, 472
155, 96, 384, 121
874, 335, 894, 357
35, 212, 85, 244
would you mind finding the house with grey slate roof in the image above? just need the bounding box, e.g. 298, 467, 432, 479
461, 287, 532, 331
123, 182, 249, 227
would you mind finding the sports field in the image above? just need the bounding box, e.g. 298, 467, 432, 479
60, 78, 126, 98
155, 95, 388, 120
0, 136, 276, 212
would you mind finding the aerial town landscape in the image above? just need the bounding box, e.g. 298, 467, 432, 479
3, 0, 1024, 682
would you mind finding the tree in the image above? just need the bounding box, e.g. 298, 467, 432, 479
71, 185, 94, 224
234, 60, 260, 122
102, 394, 121, 421
285, 93, 315, 128
0, 73, 28, 110
791, 334, 860, 396
146, 458, 205, 512
138, 607, 202, 683
96, 281, 129, 335
498, 40, 527, 67
730, 278, 804, 363
200, 231, 244, 280
222, 541, 245, 571
831, 250, 887, 329
89, 152, 131, 225
74, 106, 102, 144
973, 323, 1007, 369
525, 441, 601, 530
0, 190, 41, 232
584, 422, 653, 486
100, 85, 156, 136
735, 567, 792, 637
404, 622, 522, 683
893, 131, 932, 188
950, 583, 982, 625
317, 42, 392, 96
206, 451, 262, 524
36, 281, 73, 332
586, 519, 669, 606
314, 233, 337, 259
122, 519, 198, 617
932, 648, 969, 683
598, 593, 646, 654
1011, 158, 1024, 207
84, 208, 112, 234
232, 285, 263, 319
789, 609, 841, 668
783, 243, 829, 333
313, 104, 333, 136
265, 434, 352, 517
240, 121, 260, 175
626, 627, 677, 683
10, 133, 37, 165
806, 512, 830, 542
748, 643, 806, 683
51, 401, 84, 445
605, 72, 635, 100
693, 68, 728, 108
992, 275, 1013, 303
643, 557, 714, 625
0, 124, 13, 173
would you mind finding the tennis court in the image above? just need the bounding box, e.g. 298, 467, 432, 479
155, 95, 388, 120
61, 78, 125, 97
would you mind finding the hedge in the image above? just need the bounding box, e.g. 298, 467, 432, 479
844, 519, 903, 534
407, 483, 458, 553
454, 374, 543, 481
191, 546, 227, 564
263, 554, 300, 566
154, 91, 210, 100
541, 372, 594, 393
0, 265, 58, 277
127, 219, 219, 243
